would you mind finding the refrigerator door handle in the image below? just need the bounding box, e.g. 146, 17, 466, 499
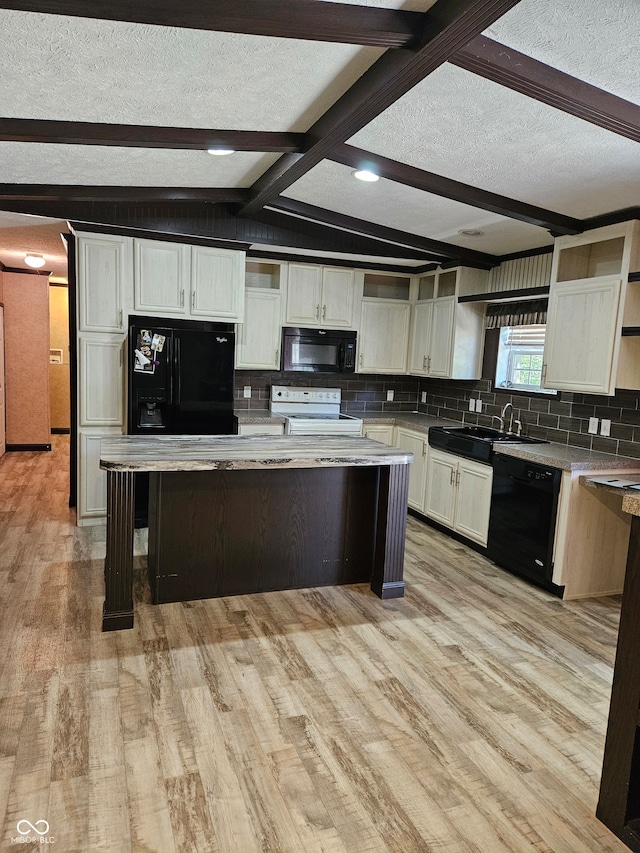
174, 336, 181, 409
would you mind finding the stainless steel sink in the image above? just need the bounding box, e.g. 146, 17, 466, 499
428, 425, 548, 463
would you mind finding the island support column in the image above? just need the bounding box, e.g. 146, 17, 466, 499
597, 513, 640, 850
370, 463, 409, 599
102, 470, 135, 631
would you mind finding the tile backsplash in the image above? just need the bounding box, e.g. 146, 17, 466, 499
234, 372, 640, 459
417, 378, 640, 459
234, 371, 420, 413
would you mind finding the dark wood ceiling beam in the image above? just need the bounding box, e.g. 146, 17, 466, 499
451, 36, 640, 144
0, 185, 249, 203
0, 118, 304, 152
250, 209, 442, 261
0, 0, 424, 47
240, 0, 523, 217
332, 144, 583, 235
269, 197, 498, 267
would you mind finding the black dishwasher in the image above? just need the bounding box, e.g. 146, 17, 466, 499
487, 453, 564, 596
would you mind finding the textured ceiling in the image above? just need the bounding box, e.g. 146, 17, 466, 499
485, 0, 640, 103
0, 0, 639, 276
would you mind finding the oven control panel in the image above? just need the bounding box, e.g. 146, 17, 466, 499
271, 386, 341, 404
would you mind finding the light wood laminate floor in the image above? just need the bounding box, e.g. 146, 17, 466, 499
0, 437, 629, 852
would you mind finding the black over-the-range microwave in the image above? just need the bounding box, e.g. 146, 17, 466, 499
282, 326, 357, 373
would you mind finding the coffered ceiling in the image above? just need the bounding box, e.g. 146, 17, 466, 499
0, 0, 638, 279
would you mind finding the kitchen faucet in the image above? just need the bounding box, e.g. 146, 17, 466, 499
500, 402, 514, 433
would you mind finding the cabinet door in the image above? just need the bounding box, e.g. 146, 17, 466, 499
238, 424, 284, 436
191, 246, 245, 321
77, 234, 131, 333
429, 297, 455, 378
363, 424, 395, 445
394, 427, 428, 511
286, 264, 323, 325
409, 301, 433, 375
79, 335, 123, 426
321, 267, 355, 327
425, 448, 457, 528
454, 458, 493, 546
544, 278, 621, 394
78, 429, 122, 523
134, 239, 190, 315
359, 302, 411, 374
236, 289, 282, 369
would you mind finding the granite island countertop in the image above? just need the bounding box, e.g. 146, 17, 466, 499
100, 434, 413, 472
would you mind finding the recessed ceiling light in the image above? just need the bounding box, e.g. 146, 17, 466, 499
24, 253, 46, 268
207, 148, 235, 156
352, 169, 379, 182
458, 229, 485, 237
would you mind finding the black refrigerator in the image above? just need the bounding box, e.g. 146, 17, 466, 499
127, 315, 237, 525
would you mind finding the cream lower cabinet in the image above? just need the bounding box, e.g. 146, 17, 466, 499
78, 428, 123, 526
238, 423, 284, 436
425, 448, 493, 546
393, 427, 429, 512
236, 289, 282, 369
363, 424, 395, 445
358, 301, 411, 374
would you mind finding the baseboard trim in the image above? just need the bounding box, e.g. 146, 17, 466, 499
6, 443, 52, 452
51, 428, 71, 435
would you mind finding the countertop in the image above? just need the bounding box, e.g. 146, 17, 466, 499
235, 409, 640, 473
99, 434, 413, 472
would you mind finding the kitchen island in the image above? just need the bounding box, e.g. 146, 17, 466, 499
99, 434, 413, 630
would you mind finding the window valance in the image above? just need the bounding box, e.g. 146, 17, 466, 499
485, 298, 548, 329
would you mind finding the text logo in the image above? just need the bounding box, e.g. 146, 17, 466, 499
16, 820, 50, 836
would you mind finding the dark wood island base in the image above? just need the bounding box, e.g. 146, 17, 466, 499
100, 435, 412, 631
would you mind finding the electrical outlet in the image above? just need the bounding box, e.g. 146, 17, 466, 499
468, 398, 476, 412
476, 400, 482, 413
588, 417, 599, 434
243, 385, 252, 399
386, 389, 394, 402
600, 418, 611, 437
421, 391, 427, 404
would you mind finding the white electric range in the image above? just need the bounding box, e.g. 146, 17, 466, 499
270, 385, 363, 436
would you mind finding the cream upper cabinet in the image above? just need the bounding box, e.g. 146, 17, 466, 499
393, 426, 429, 512
358, 301, 411, 374
190, 246, 245, 321
543, 221, 640, 395
410, 267, 486, 380
236, 289, 282, 370
79, 335, 124, 427
134, 239, 245, 321
543, 278, 622, 394
409, 302, 434, 375
77, 233, 132, 333
286, 263, 355, 328
429, 298, 456, 377
320, 267, 355, 327
425, 448, 493, 546
134, 239, 190, 315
